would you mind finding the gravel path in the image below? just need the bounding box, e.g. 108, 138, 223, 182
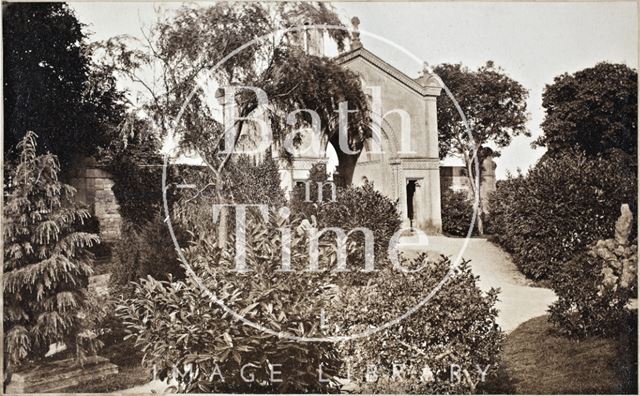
401, 235, 557, 333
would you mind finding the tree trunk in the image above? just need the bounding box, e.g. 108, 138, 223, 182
476, 204, 484, 235
218, 207, 228, 249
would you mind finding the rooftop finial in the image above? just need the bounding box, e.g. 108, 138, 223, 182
422, 61, 430, 75
350, 16, 362, 50
418, 61, 438, 87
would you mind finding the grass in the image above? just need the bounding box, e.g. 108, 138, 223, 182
500, 314, 637, 394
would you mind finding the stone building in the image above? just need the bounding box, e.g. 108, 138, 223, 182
277, 19, 444, 232
70, 18, 499, 241
440, 154, 498, 215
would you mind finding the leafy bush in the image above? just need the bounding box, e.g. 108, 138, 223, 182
118, 206, 503, 394
336, 256, 503, 394
109, 157, 163, 227
117, 212, 348, 393
117, 158, 499, 393
3, 132, 100, 373
110, 214, 186, 289
441, 189, 476, 237
489, 150, 636, 280
290, 162, 402, 267
222, 155, 286, 207
549, 205, 637, 338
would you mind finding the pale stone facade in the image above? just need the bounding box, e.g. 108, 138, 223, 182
277, 30, 444, 233
341, 48, 443, 232
440, 156, 497, 215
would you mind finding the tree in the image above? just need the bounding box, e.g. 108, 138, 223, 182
434, 62, 529, 234
3, 132, 100, 376
96, 2, 371, 244
2, 2, 124, 168
536, 62, 637, 158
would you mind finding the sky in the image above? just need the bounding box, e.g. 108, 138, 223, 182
70, 1, 638, 179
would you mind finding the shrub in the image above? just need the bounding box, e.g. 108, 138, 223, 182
109, 157, 163, 227
110, 214, 186, 289
3, 132, 101, 373
441, 189, 476, 237
222, 155, 286, 207
336, 256, 503, 394
290, 162, 402, 267
105, 122, 165, 227
117, 213, 349, 393
489, 150, 636, 280
549, 204, 637, 338
118, 206, 503, 394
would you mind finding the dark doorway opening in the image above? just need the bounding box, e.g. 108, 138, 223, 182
406, 179, 417, 228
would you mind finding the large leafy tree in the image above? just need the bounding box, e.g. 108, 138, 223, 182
434, 62, 529, 234
96, 2, 369, 176
96, 2, 371, 245
536, 62, 637, 158
3, 2, 124, 168
3, 132, 100, 374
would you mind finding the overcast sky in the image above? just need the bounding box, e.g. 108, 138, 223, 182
71, 1, 638, 179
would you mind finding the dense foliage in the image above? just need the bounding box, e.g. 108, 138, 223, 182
290, 162, 402, 267
222, 156, 287, 207
104, 118, 164, 227
536, 62, 637, 158
338, 258, 503, 394
441, 189, 476, 237
117, 213, 347, 393
434, 62, 528, 234
3, 132, 100, 374
110, 216, 186, 289
119, 150, 502, 393
3, 3, 124, 167
549, 205, 637, 338
489, 150, 636, 281
110, 162, 163, 226
118, 212, 503, 394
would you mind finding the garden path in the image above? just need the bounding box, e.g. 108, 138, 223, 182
401, 235, 557, 333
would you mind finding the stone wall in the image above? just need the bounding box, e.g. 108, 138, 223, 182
6, 356, 118, 393
68, 158, 121, 243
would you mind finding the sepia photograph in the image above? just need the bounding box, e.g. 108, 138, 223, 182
1, 0, 638, 394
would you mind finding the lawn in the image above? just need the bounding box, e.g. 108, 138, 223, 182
501, 314, 637, 394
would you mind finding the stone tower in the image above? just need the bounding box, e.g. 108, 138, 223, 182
288, 21, 324, 57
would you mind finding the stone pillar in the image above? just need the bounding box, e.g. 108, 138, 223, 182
68, 158, 122, 243
480, 156, 497, 215
428, 167, 443, 233
423, 94, 443, 233
424, 96, 440, 159
91, 169, 121, 243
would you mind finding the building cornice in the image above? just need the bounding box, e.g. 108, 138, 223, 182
335, 47, 442, 97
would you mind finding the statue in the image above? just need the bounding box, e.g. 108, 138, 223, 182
350, 16, 362, 50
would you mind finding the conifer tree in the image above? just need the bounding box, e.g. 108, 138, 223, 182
3, 131, 99, 373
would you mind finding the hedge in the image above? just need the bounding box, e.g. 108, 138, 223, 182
488, 150, 636, 281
